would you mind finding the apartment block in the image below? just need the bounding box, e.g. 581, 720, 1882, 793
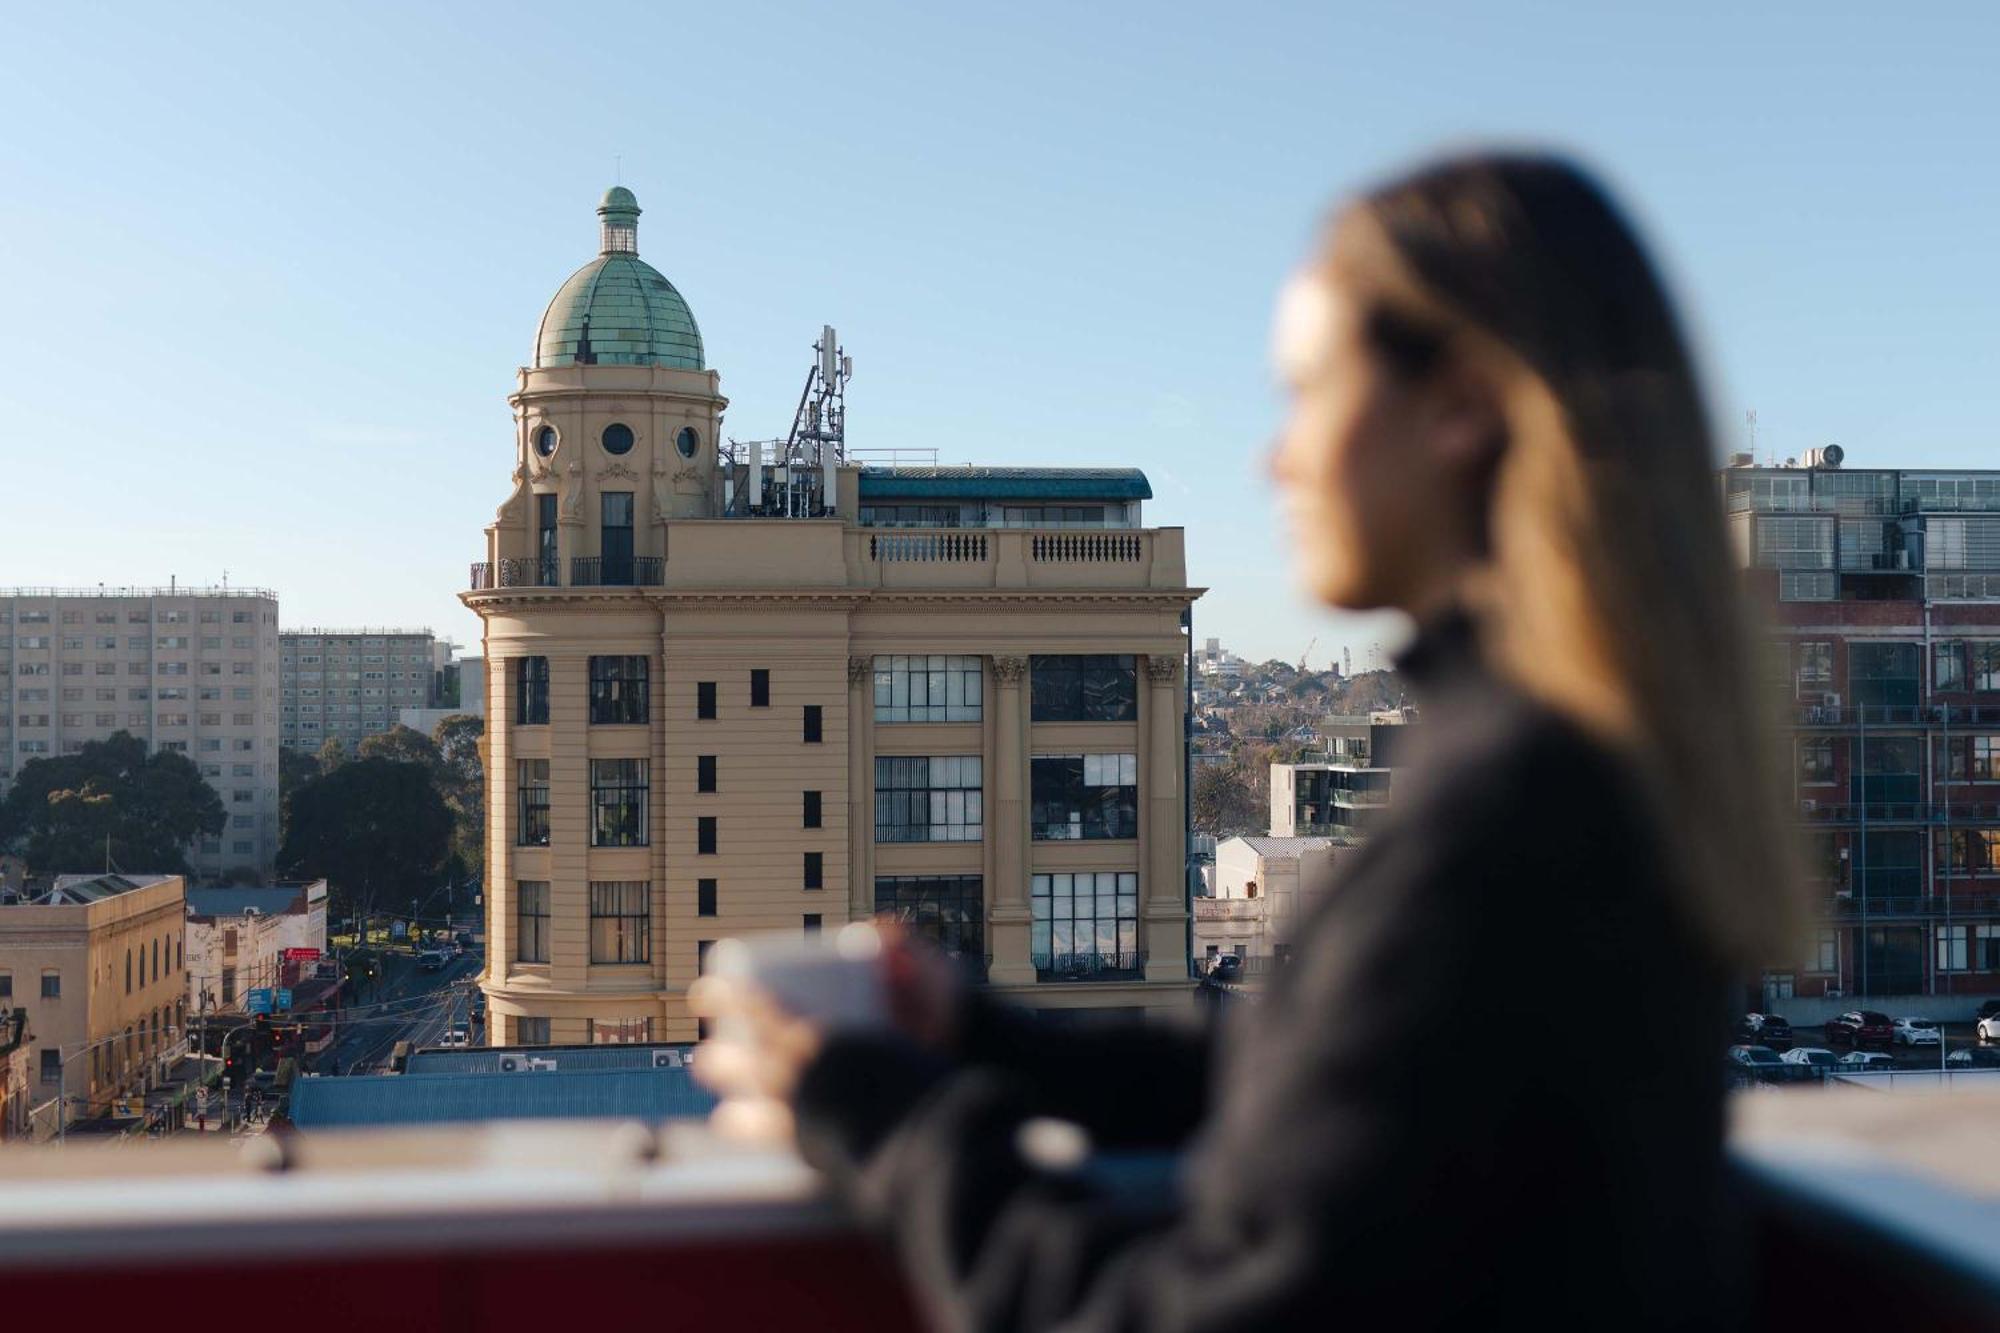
0, 587, 280, 877
1726, 453, 2000, 1001
463, 188, 1201, 1045
279, 628, 440, 751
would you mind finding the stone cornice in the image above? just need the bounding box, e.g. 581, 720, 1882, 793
464, 586, 1206, 614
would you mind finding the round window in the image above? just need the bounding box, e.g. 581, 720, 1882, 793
601, 423, 635, 455
533, 425, 558, 457
676, 426, 699, 459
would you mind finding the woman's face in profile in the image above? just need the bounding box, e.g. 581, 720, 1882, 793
1270, 265, 1437, 613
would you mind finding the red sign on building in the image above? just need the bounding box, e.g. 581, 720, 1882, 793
282, 948, 323, 963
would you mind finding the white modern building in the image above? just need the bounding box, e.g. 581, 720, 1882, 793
1, 587, 281, 877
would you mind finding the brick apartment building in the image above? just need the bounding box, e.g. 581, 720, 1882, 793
1726, 452, 2000, 1001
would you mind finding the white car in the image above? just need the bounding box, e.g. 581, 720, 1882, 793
1839, 1051, 1895, 1068
1978, 1015, 2000, 1044
1892, 1017, 1941, 1048
441, 1027, 471, 1048
1781, 1047, 1839, 1068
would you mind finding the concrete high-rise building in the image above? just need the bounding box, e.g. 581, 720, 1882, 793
0, 587, 280, 877
463, 188, 1201, 1045
1725, 453, 2000, 1003
279, 628, 439, 752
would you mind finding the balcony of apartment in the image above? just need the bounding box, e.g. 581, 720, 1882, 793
1797, 800, 2000, 826
1031, 950, 1147, 982
3, 1099, 1997, 1330
1818, 891, 2000, 921
468, 557, 664, 590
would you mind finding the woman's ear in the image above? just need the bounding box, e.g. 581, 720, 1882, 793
1425, 364, 1507, 472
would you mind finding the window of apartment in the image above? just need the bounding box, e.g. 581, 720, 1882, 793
517, 760, 550, 846
804, 851, 823, 890
875, 756, 983, 842
697, 755, 717, 793
1975, 736, 2000, 781
589, 882, 650, 964
1849, 642, 1920, 708
600, 492, 635, 580
588, 656, 648, 724
1798, 738, 1836, 786
588, 759, 649, 847
698, 816, 717, 855
875, 875, 986, 963
0, 974, 10, 1000
803, 914, 822, 936
697, 939, 715, 977
1030, 871, 1139, 972
590, 1017, 654, 1045
515, 656, 549, 724
516, 881, 550, 963
42, 971, 60, 999
803, 789, 822, 829
750, 668, 771, 708
697, 878, 717, 917
803, 705, 822, 744
1978, 923, 2000, 972
1794, 642, 1834, 692
697, 681, 717, 719
517, 1016, 551, 1046
1032, 753, 1139, 840
1031, 655, 1138, 722
873, 655, 982, 723
1938, 923, 1969, 973
41, 1049, 60, 1083
1936, 641, 1966, 692
1974, 643, 2000, 692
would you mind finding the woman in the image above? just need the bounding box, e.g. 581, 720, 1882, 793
694, 151, 1800, 1330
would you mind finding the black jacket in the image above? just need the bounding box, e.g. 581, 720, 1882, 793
795, 612, 1743, 1330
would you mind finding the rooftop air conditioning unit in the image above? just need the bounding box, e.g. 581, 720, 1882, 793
1801, 799, 1818, 814
650, 1050, 682, 1069
498, 1055, 524, 1072
526, 1057, 557, 1072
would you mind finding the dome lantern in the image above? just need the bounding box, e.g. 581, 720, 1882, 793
599, 186, 640, 255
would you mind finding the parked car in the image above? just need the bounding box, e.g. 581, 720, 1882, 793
1826, 1010, 1894, 1051
1977, 1014, 2000, 1044
1892, 1017, 1942, 1048
1976, 1000, 2000, 1022
1209, 955, 1244, 982
1727, 1045, 1784, 1068
1838, 1051, 1896, 1068
1750, 1014, 1793, 1050
1781, 1047, 1839, 1068
441, 1027, 470, 1048
1946, 1048, 2000, 1068
417, 950, 449, 973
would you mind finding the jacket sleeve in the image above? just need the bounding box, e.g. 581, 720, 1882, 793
948, 992, 1213, 1149
792, 772, 1521, 1333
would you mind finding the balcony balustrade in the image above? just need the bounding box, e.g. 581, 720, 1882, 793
1817, 891, 2000, 920
1032, 950, 1147, 982
570, 556, 665, 587
1798, 801, 2000, 825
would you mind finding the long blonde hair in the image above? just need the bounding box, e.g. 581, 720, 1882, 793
1325, 152, 1802, 974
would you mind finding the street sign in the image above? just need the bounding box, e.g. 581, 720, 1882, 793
195, 1086, 209, 1112
245, 988, 274, 1014
275, 988, 293, 1010
283, 947, 322, 963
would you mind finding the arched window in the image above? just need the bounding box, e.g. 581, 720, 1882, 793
125, 950, 132, 994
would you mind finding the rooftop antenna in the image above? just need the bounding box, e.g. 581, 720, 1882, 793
1746, 408, 1758, 463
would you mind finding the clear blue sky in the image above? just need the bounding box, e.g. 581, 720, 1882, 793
3, 2, 1995, 667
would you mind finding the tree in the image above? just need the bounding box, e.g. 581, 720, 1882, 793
314, 738, 348, 774
0, 731, 225, 875
357, 724, 441, 768
278, 757, 451, 929
1193, 759, 1265, 839
430, 714, 485, 883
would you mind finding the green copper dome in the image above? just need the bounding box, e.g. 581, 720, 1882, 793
534, 188, 704, 370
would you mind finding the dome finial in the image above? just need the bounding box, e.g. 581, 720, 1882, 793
598, 187, 640, 255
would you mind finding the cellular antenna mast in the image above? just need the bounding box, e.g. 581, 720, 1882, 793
724, 325, 855, 519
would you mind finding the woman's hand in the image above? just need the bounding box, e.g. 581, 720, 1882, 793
688, 925, 969, 1144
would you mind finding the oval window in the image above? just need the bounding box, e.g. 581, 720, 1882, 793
676, 426, 699, 459
601, 423, 635, 455
533, 425, 558, 457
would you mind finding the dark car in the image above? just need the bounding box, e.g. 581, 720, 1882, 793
1733, 1013, 1795, 1050
1210, 954, 1244, 982
1827, 1010, 1894, 1051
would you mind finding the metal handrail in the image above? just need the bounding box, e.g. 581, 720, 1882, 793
1031, 950, 1147, 981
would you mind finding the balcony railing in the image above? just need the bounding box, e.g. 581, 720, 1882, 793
569, 556, 664, 587
1818, 892, 2000, 919
1032, 950, 1147, 982
1798, 801, 2000, 825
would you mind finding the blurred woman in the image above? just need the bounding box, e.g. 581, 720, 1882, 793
694, 151, 1800, 1331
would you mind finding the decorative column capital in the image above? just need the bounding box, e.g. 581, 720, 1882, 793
990, 655, 1028, 685
847, 655, 873, 685
1145, 655, 1182, 686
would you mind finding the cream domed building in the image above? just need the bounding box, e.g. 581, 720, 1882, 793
465, 188, 1202, 1044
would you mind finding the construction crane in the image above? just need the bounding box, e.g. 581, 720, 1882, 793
1297, 637, 1317, 674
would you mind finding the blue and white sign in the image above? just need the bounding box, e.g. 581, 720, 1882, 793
245, 989, 274, 1014
275, 988, 293, 1010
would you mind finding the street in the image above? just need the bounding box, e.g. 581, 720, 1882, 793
326, 947, 484, 1075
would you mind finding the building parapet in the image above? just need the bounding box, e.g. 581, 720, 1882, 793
0, 586, 276, 600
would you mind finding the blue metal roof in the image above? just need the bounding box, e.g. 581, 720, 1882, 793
288, 1066, 715, 1130
857, 467, 1151, 502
